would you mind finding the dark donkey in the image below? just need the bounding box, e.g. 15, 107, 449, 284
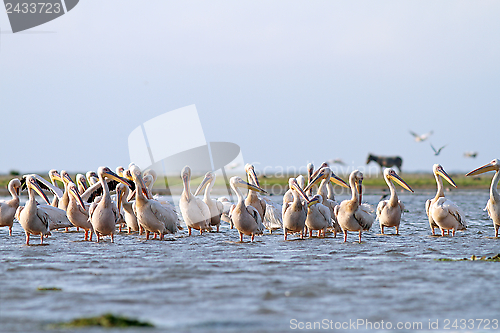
366, 154, 403, 173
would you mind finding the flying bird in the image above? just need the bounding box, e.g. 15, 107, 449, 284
431, 144, 447, 156
410, 130, 433, 142
464, 151, 478, 158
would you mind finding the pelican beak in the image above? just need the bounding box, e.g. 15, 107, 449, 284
330, 174, 350, 189
309, 164, 327, 182
239, 178, 267, 194
357, 179, 363, 203
30, 179, 50, 204
304, 169, 325, 192
388, 172, 414, 193
69, 186, 85, 209
194, 174, 211, 196
63, 173, 74, 184
133, 173, 150, 199
466, 162, 497, 177
437, 166, 457, 188
117, 186, 123, 212
51, 172, 62, 182
247, 166, 260, 187
103, 169, 131, 188
80, 179, 89, 191
127, 189, 136, 202
291, 179, 310, 203
307, 196, 320, 207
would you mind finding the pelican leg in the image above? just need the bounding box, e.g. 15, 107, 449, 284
495, 225, 499, 238
128, 227, 131, 234
200, 228, 203, 235
239, 232, 243, 242
9, 226, 12, 236
441, 228, 445, 237
95, 231, 100, 243
381, 225, 385, 235
396, 226, 399, 235
343, 231, 348, 243
65, 227, 69, 232
431, 227, 435, 235
84, 229, 89, 241
25, 232, 30, 245
452, 229, 455, 237
40, 233, 44, 245
188, 227, 192, 236
300, 229, 304, 239
230, 221, 233, 229
110, 233, 114, 243
139, 226, 144, 235
309, 229, 313, 238
153, 233, 157, 239
333, 229, 337, 238
77, 227, 80, 232
89, 230, 93, 242
284, 229, 288, 241
251, 234, 255, 242
160, 233, 164, 241
358, 230, 362, 243
269, 229, 272, 234
119, 224, 122, 233
146, 231, 150, 240
216, 225, 219, 232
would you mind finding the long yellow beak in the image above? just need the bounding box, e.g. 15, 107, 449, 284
307, 196, 320, 207
30, 179, 50, 204
117, 186, 123, 212
466, 162, 497, 177
304, 170, 325, 192
330, 174, 350, 189
51, 172, 62, 183
69, 185, 85, 209
357, 180, 363, 203
437, 167, 457, 188
291, 179, 310, 204
388, 173, 414, 193
242, 179, 267, 194
194, 174, 211, 196
103, 170, 131, 188
247, 166, 260, 187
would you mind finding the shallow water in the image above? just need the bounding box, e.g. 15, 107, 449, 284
1, 190, 499, 333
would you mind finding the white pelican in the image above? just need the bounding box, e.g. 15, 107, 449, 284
76, 174, 89, 195
283, 175, 307, 205
16, 175, 51, 245
66, 182, 92, 241
179, 166, 212, 236
244, 164, 266, 219
334, 170, 375, 243
262, 197, 283, 233
305, 194, 331, 237
304, 166, 350, 237
143, 169, 178, 214
88, 167, 130, 242
194, 171, 224, 232
306, 163, 315, 196
376, 168, 414, 235
130, 165, 179, 239
217, 197, 234, 228
466, 159, 500, 237
425, 164, 466, 236
116, 183, 139, 233
48, 169, 62, 207
86, 171, 99, 186
282, 178, 311, 240
410, 130, 433, 142
0, 178, 21, 235
229, 176, 267, 241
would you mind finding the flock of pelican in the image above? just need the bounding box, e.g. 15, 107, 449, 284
0, 159, 499, 244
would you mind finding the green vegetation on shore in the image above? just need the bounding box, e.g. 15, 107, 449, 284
53, 313, 154, 328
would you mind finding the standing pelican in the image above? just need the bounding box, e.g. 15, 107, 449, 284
334, 170, 375, 243
0, 178, 21, 235
88, 167, 130, 242
262, 197, 283, 233
48, 169, 62, 207
194, 172, 224, 232
305, 194, 331, 237
179, 166, 211, 236
425, 164, 466, 236
66, 182, 92, 240
130, 165, 179, 240
376, 168, 414, 235
466, 159, 500, 237
229, 176, 267, 241
283, 178, 311, 240
116, 183, 139, 233
17, 175, 51, 245
304, 167, 350, 237
244, 164, 266, 219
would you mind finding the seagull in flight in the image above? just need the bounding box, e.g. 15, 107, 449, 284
464, 151, 478, 158
431, 144, 447, 156
410, 130, 433, 142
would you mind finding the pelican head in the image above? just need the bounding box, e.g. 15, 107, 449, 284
9, 178, 21, 196
76, 174, 89, 192
194, 171, 215, 196
86, 171, 98, 185
230, 176, 267, 194
304, 167, 349, 192
309, 162, 329, 181
307, 163, 314, 180
349, 170, 364, 203
26, 175, 50, 204
60, 170, 74, 185
68, 182, 85, 208
244, 164, 260, 187
129, 164, 149, 198
433, 164, 457, 188
98, 166, 131, 188
116, 166, 125, 177
49, 169, 62, 183
308, 194, 322, 207
466, 159, 500, 176
384, 168, 414, 192
288, 177, 310, 203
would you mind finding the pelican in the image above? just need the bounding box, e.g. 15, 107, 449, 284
143, 169, 178, 214
179, 166, 211, 235
217, 197, 234, 227
88, 167, 130, 242
334, 170, 375, 243
56, 170, 74, 211
0, 178, 21, 235
376, 168, 414, 235
466, 159, 500, 237
410, 130, 433, 142
66, 182, 92, 240
304, 167, 350, 237
194, 171, 224, 232
16, 175, 51, 245
86, 171, 99, 186
48, 169, 62, 207
229, 176, 267, 241
284, 175, 306, 205
305, 194, 331, 237
306, 163, 315, 196
244, 164, 266, 219
282, 178, 311, 240
76, 174, 89, 195
262, 197, 283, 233
130, 165, 179, 239
425, 164, 466, 236
116, 183, 139, 233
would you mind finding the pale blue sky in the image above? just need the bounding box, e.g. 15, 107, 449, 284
0, 1, 498, 175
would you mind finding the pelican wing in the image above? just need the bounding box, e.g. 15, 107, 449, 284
398, 200, 405, 214
35, 207, 51, 231
149, 201, 178, 234
425, 199, 439, 229
15, 206, 24, 221
88, 200, 99, 221
246, 204, 264, 233
263, 200, 283, 229
443, 200, 467, 230
195, 197, 211, 222
21, 174, 63, 199
334, 204, 340, 220
376, 200, 388, 219
318, 204, 332, 227
38, 205, 73, 230
215, 199, 224, 216
354, 204, 375, 230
